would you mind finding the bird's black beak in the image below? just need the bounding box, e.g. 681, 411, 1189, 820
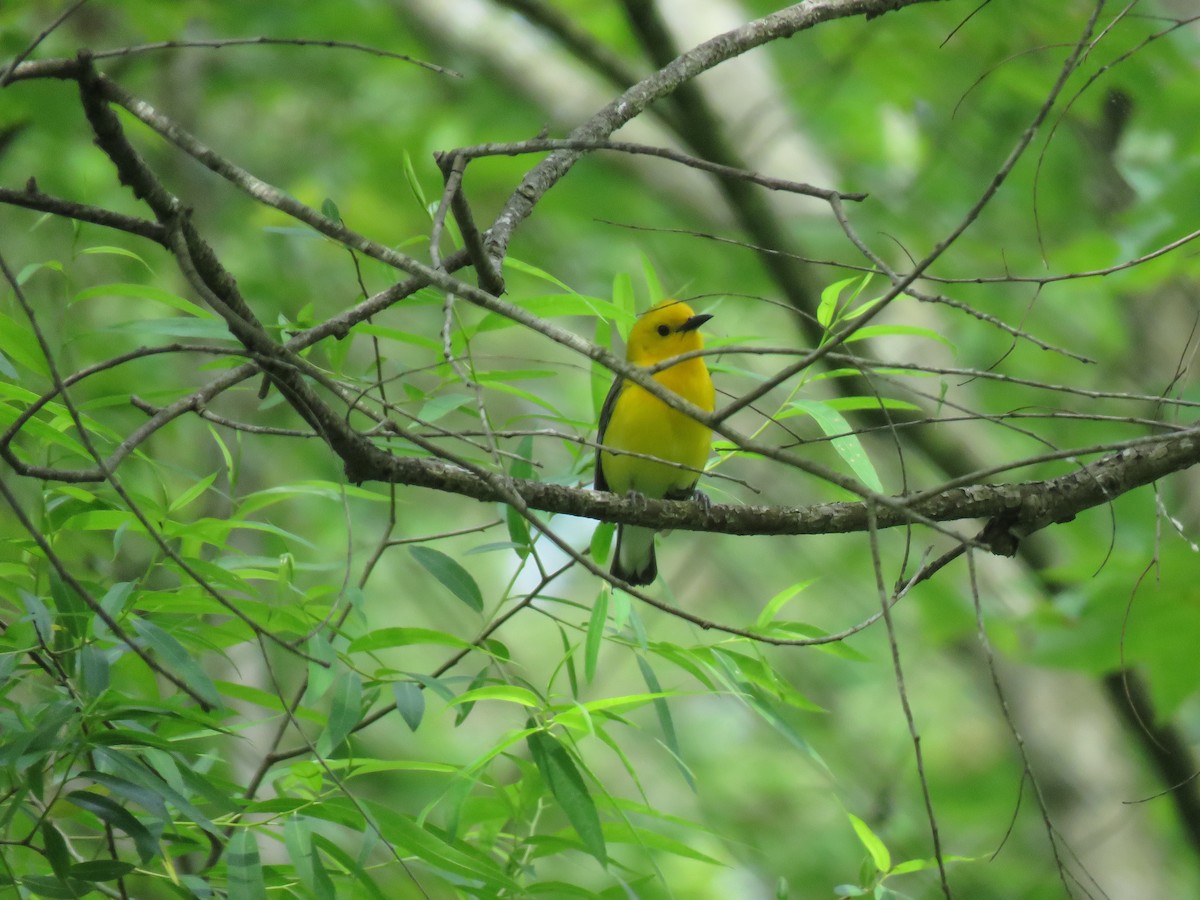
677, 313, 712, 333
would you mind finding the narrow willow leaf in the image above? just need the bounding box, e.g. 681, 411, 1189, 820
20, 590, 53, 645
585, 590, 608, 683
15, 875, 93, 898
79, 646, 110, 700
320, 671, 362, 754
68, 860, 135, 882
73, 282, 209, 317
511, 434, 534, 481
455, 667, 489, 725
786, 399, 883, 493
79, 244, 151, 270
402, 149, 431, 214
504, 255, 575, 292
639, 253, 664, 306
393, 682, 425, 732
131, 618, 221, 708
80, 770, 169, 823
284, 816, 336, 900
590, 522, 614, 566
526, 729, 606, 866
348, 627, 472, 653
312, 833, 388, 900
364, 800, 521, 890
601, 820, 722, 865
447, 684, 541, 708
823, 396, 921, 413
92, 748, 221, 842
0, 311, 49, 375
306, 632, 337, 705
167, 472, 216, 513
889, 853, 975, 875
636, 656, 693, 791
41, 822, 70, 879
417, 392, 473, 423
817, 276, 856, 329
16, 259, 64, 284
847, 811, 891, 874
505, 508, 531, 559
226, 830, 267, 900
843, 323, 955, 350
559, 625, 579, 698
409, 546, 483, 613
66, 791, 158, 863
754, 578, 818, 629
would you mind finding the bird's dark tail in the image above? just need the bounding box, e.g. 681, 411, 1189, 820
611, 524, 656, 586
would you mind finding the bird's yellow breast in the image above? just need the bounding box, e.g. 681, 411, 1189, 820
600, 358, 714, 498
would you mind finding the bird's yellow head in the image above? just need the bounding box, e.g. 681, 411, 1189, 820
625, 300, 712, 366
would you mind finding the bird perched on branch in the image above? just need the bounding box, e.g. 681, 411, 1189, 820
595, 300, 715, 586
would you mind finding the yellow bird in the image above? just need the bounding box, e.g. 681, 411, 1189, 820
595, 300, 715, 586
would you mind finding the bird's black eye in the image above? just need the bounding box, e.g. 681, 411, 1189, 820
656, 324, 670, 337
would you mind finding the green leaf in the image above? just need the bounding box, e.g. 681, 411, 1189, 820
79, 245, 152, 270
72, 282, 209, 317
474, 294, 630, 333
409, 546, 484, 613
590, 522, 614, 566
785, 399, 883, 493
356, 322, 441, 351
41, 822, 70, 880
68, 860, 135, 882
504, 256, 576, 292
393, 682, 425, 732
402, 149, 431, 215
448, 684, 542, 708
226, 830, 267, 900
888, 854, 975, 875
79, 646, 110, 699
66, 791, 159, 864
823, 396, 921, 413
284, 816, 336, 900
612, 271, 635, 321
348, 627, 473, 654
585, 589, 607, 683
754, 578, 818, 629
526, 729, 606, 866
848, 811, 891, 874
417, 392, 474, 424
842, 323, 955, 350
167, 472, 217, 513
16, 259, 64, 285
108, 316, 237, 340
320, 670, 362, 754
0, 311, 49, 376
131, 618, 222, 708
636, 656, 693, 791
817, 276, 857, 329
91, 753, 222, 847
640, 253, 664, 306
15, 875, 94, 898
